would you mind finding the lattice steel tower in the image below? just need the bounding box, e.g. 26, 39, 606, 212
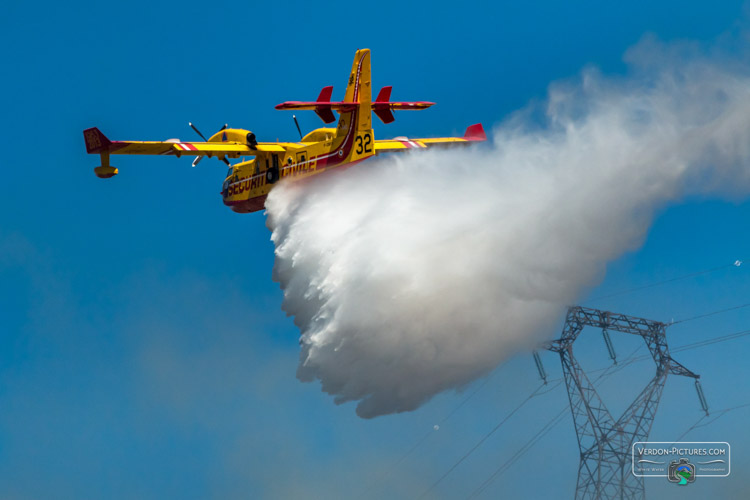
540, 306, 709, 500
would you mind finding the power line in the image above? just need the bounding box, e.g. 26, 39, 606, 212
671, 301, 750, 325
576, 322, 746, 376
673, 328, 750, 352
618, 328, 750, 368
423, 318, 746, 500
581, 326, 750, 371
359, 366, 505, 498
374, 298, 749, 498
418, 381, 555, 499
673, 414, 707, 443
467, 408, 568, 499
454, 321, 750, 499
624, 328, 749, 367
439, 372, 499, 424
584, 259, 744, 304
465, 345, 642, 499
673, 401, 750, 442
467, 326, 750, 498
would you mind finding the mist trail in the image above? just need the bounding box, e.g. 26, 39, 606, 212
265, 37, 750, 418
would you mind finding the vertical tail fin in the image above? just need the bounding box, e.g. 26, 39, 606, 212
338, 49, 372, 135
375, 86, 392, 103
373, 86, 395, 124
342, 49, 371, 104
315, 86, 336, 123
317, 86, 333, 101
83, 127, 112, 154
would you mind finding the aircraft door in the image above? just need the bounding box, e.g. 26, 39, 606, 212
266, 154, 280, 184
295, 151, 308, 174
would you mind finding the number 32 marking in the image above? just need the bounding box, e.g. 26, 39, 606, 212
356, 133, 372, 154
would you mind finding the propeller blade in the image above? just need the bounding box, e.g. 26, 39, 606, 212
293, 114, 303, 140
188, 122, 208, 141
189, 122, 233, 166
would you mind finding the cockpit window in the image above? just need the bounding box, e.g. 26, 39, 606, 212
226, 167, 233, 177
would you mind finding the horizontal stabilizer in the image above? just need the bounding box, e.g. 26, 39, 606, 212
275, 99, 359, 124
373, 101, 435, 110
275, 101, 358, 111
371, 86, 434, 124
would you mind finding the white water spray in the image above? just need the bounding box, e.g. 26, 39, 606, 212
266, 38, 750, 418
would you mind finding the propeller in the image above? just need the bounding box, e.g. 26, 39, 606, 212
293, 115, 303, 140
188, 122, 231, 167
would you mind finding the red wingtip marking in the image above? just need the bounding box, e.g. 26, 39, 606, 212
464, 123, 487, 141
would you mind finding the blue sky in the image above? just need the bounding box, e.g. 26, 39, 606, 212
2, 1, 750, 498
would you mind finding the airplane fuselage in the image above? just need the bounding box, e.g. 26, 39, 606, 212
220, 111, 374, 213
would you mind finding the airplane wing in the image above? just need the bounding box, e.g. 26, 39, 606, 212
83, 127, 286, 158
374, 123, 487, 153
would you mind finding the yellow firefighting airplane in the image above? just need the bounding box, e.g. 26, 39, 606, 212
83, 49, 486, 213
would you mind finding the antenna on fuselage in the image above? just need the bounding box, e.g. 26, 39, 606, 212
293, 115, 303, 140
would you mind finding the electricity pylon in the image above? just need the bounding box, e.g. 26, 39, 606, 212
537, 306, 708, 500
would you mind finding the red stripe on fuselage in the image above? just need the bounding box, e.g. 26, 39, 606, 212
224, 53, 368, 213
